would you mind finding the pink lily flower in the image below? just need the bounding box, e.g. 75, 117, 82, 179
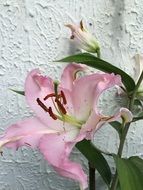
0, 64, 132, 190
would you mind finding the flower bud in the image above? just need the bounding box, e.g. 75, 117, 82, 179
133, 54, 143, 97
120, 108, 133, 123
66, 21, 100, 54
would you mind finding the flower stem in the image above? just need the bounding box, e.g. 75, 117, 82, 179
89, 162, 96, 190
110, 70, 143, 190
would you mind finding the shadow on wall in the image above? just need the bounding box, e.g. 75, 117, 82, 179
111, 0, 125, 44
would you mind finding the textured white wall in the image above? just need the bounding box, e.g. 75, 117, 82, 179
0, 0, 143, 189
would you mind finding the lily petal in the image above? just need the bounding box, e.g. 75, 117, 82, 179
0, 117, 58, 150
133, 54, 143, 82
133, 54, 143, 96
25, 69, 65, 129
0, 117, 86, 188
72, 73, 122, 120
119, 108, 133, 123
39, 133, 87, 189
81, 108, 133, 140
60, 63, 86, 91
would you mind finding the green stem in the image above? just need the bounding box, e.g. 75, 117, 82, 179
89, 162, 96, 190
110, 70, 143, 190
88, 48, 101, 190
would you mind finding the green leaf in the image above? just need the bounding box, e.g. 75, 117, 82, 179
76, 139, 111, 186
134, 99, 142, 107
115, 156, 143, 190
58, 53, 135, 92
116, 183, 121, 190
132, 112, 143, 122
10, 89, 25, 96
138, 112, 143, 117
109, 121, 122, 137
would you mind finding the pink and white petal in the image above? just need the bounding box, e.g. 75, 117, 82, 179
133, 54, 143, 82
25, 69, 63, 129
39, 133, 87, 189
72, 73, 121, 120
80, 110, 104, 140
0, 117, 58, 150
60, 63, 86, 91
81, 108, 132, 140
25, 69, 54, 99
58, 88, 75, 116
132, 54, 143, 93
25, 69, 53, 108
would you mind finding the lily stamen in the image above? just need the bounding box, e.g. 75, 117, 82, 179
48, 107, 57, 120
61, 91, 67, 105
0, 151, 3, 156
37, 89, 84, 127
37, 98, 49, 112
55, 98, 67, 114
37, 98, 58, 120
44, 93, 56, 101
44, 91, 67, 116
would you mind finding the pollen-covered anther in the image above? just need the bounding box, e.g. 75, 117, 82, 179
44, 93, 56, 101
80, 20, 84, 30
25, 142, 31, 146
60, 91, 67, 105
37, 98, 57, 120
70, 35, 75, 39
36, 98, 49, 112
48, 107, 57, 120
0, 151, 3, 156
55, 99, 67, 114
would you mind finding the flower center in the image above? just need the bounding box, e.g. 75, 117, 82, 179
36, 90, 83, 128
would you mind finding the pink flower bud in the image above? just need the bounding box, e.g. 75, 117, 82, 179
66, 21, 100, 54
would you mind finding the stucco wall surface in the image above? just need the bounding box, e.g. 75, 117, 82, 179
0, 0, 143, 189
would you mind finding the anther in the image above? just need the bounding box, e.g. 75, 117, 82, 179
25, 143, 31, 147
80, 20, 84, 31
61, 91, 67, 105
48, 107, 57, 120
37, 98, 49, 112
0, 151, 3, 156
70, 35, 75, 39
55, 99, 67, 114
44, 93, 56, 101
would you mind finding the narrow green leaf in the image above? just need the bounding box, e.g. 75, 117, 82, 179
132, 112, 143, 122
76, 139, 111, 186
134, 99, 142, 107
133, 116, 143, 122
129, 156, 143, 175
115, 156, 143, 190
58, 53, 135, 92
138, 112, 143, 117
10, 89, 25, 96
116, 183, 121, 190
